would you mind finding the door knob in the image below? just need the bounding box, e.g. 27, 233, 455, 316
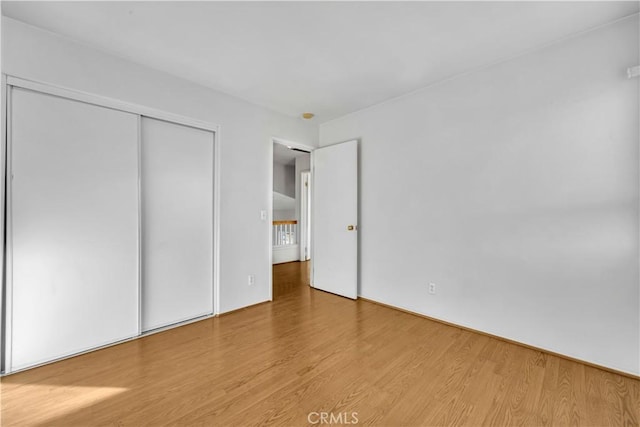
347, 225, 357, 231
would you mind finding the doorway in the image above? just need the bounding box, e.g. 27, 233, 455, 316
271, 139, 312, 299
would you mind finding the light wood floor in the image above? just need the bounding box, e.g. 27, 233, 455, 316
272, 259, 310, 299
1, 261, 638, 426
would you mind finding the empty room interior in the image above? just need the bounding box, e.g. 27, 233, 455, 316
0, 1, 639, 426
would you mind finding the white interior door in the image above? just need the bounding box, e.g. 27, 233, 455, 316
9, 88, 139, 371
141, 117, 214, 332
312, 140, 358, 299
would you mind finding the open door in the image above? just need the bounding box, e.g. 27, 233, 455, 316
312, 140, 358, 299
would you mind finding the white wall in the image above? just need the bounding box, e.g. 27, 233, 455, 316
321, 16, 640, 375
273, 210, 295, 220
273, 162, 295, 198
2, 17, 318, 314
272, 245, 299, 265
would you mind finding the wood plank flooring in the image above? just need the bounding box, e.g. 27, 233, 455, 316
272, 259, 310, 299
1, 260, 638, 426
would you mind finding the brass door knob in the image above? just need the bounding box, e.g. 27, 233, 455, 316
347, 225, 356, 231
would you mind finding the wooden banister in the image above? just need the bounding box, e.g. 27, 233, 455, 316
273, 220, 298, 225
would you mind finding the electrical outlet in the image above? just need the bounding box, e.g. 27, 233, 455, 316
428, 283, 436, 295
248, 275, 255, 286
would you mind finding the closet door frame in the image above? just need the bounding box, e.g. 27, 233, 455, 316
0, 75, 221, 374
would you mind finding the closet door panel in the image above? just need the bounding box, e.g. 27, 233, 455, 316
10, 88, 139, 371
141, 117, 213, 332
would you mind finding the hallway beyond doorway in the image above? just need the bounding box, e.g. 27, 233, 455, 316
272, 261, 310, 299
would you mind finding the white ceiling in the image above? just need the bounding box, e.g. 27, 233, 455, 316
3, 2, 638, 123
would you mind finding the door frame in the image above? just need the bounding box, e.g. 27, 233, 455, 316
299, 170, 311, 262
269, 137, 315, 300
1, 75, 222, 374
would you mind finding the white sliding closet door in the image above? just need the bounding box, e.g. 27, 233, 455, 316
141, 117, 214, 332
9, 88, 139, 371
